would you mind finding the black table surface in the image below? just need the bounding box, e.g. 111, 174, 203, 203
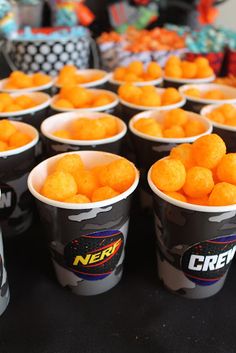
0, 204, 236, 353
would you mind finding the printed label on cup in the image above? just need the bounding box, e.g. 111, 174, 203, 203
64, 230, 124, 281
181, 235, 236, 286
0, 183, 17, 220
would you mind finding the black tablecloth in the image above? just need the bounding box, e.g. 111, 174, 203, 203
0, 204, 236, 353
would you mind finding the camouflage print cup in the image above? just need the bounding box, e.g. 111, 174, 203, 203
40, 111, 127, 157
201, 104, 236, 152
28, 151, 139, 296
0, 203, 10, 316
148, 167, 236, 299
179, 84, 236, 114
129, 110, 212, 208
0, 121, 39, 237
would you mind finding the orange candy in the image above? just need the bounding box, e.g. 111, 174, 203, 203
98, 158, 135, 193
192, 134, 226, 169
41, 171, 77, 202
55, 154, 84, 175
170, 143, 195, 170
151, 159, 186, 192
92, 186, 119, 202
209, 182, 236, 206
217, 154, 236, 184
183, 166, 214, 198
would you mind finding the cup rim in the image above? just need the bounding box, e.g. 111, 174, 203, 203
0, 77, 54, 93
0, 121, 39, 157
179, 83, 236, 105
148, 163, 236, 213
54, 69, 110, 89
201, 103, 236, 132
109, 73, 163, 87
51, 89, 119, 112
40, 111, 127, 146
163, 75, 215, 84
28, 151, 140, 210
120, 88, 186, 111
129, 110, 213, 143
0, 92, 51, 117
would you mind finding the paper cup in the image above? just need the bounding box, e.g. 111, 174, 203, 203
0, 223, 10, 316
179, 84, 236, 113
129, 110, 212, 207
0, 122, 39, 237
108, 73, 163, 93
41, 112, 127, 156
54, 69, 110, 94
163, 75, 215, 89
148, 167, 236, 299
120, 88, 186, 123
0, 76, 54, 94
51, 89, 120, 116
0, 92, 51, 130
28, 151, 139, 296
201, 103, 236, 152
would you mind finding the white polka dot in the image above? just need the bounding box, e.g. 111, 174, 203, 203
31, 62, 40, 71
28, 45, 37, 55
22, 63, 28, 71
60, 52, 69, 62
24, 54, 32, 63
53, 43, 63, 54
42, 62, 52, 72
18, 45, 26, 54
35, 54, 44, 64
55, 61, 63, 70
71, 52, 79, 60
76, 43, 82, 51
66, 42, 74, 53
40, 44, 50, 55
48, 53, 57, 63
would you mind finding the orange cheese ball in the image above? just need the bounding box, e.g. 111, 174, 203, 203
128, 61, 144, 76
4, 104, 23, 112
71, 119, 106, 140
64, 194, 90, 203
14, 95, 36, 109
32, 73, 51, 86
219, 104, 235, 119
184, 120, 206, 137
8, 71, 33, 89
8, 131, 31, 148
166, 56, 181, 66
196, 66, 214, 79
65, 87, 93, 108
183, 166, 214, 198
60, 65, 77, 77
184, 88, 201, 98
163, 109, 188, 128
204, 89, 226, 100
58, 75, 77, 87
217, 154, 236, 184
74, 170, 100, 198
147, 62, 162, 79
98, 158, 135, 193
192, 134, 226, 169
55, 154, 84, 175
134, 118, 162, 137
53, 130, 71, 139
99, 116, 118, 136
54, 99, 74, 109
92, 94, 113, 107
125, 72, 139, 82
161, 88, 181, 105
139, 92, 161, 107
41, 171, 77, 201
114, 67, 127, 81
195, 57, 210, 67
165, 65, 182, 78
0, 119, 17, 142
208, 110, 225, 124
92, 186, 119, 202
188, 196, 209, 206
170, 143, 195, 170
163, 125, 185, 138
165, 191, 187, 203
0, 141, 8, 151
141, 86, 156, 94
151, 159, 186, 192
209, 182, 236, 206
0, 93, 13, 108
181, 61, 197, 79
118, 83, 142, 102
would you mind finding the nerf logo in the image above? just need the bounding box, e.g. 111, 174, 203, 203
0, 192, 12, 208
188, 246, 236, 272
73, 238, 122, 267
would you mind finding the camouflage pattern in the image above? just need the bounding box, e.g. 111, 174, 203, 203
0, 227, 10, 316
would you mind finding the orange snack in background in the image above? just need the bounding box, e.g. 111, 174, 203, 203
163, 109, 188, 128
0, 93, 38, 112
183, 166, 214, 198
170, 143, 195, 170
92, 186, 119, 202
113, 60, 162, 82
0, 120, 32, 150
184, 119, 206, 137
184, 88, 201, 98
57, 65, 105, 87
207, 104, 236, 126
41, 171, 77, 201
0, 119, 17, 142
151, 159, 186, 192
55, 154, 84, 175
192, 134, 226, 169
208, 182, 236, 206
217, 154, 236, 184
5, 71, 51, 89
8, 131, 32, 148
161, 88, 182, 105
203, 89, 226, 100
163, 125, 185, 138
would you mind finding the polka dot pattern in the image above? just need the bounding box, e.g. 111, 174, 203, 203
9, 38, 90, 76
